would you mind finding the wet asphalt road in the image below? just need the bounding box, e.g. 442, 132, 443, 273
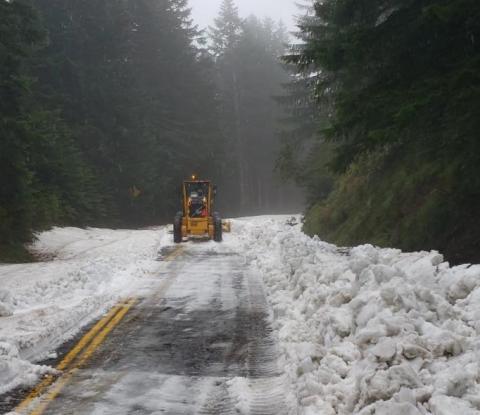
17, 244, 288, 415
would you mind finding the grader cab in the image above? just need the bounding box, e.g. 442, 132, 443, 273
173, 177, 227, 243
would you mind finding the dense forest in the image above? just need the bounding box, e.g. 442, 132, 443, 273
280, 0, 480, 263
0, 0, 299, 261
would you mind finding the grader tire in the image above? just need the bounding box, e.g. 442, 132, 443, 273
213, 215, 222, 242
173, 212, 183, 243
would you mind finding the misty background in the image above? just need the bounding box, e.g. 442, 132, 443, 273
189, 0, 297, 31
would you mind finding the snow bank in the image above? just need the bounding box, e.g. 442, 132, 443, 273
233, 217, 480, 415
0, 226, 169, 395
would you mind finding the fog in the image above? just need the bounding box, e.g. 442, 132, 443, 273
190, 0, 298, 31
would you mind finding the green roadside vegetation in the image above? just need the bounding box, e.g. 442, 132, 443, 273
0, 244, 33, 263
280, 0, 480, 263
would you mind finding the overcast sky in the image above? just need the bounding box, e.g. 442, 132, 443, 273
189, 0, 299, 31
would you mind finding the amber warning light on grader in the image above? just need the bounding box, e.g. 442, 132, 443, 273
173, 177, 230, 243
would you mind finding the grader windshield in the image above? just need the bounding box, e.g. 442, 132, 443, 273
184, 181, 211, 218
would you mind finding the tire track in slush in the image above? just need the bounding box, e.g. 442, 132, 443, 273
197, 254, 288, 415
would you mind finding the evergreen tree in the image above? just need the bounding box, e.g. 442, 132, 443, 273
0, 0, 104, 259
277, 1, 335, 206
0, 0, 46, 247
209, 0, 244, 211
123, 0, 223, 221
210, 1, 300, 214
234, 16, 291, 211
209, 0, 242, 57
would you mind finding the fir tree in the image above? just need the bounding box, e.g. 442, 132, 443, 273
209, 0, 242, 56
210, 2, 298, 213
0, 0, 104, 259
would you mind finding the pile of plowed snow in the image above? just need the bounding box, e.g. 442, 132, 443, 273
233, 217, 480, 415
0, 227, 169, 395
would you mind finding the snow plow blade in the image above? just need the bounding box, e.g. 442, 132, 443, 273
222, 220, 231, 233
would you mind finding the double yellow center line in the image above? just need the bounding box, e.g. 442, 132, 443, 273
15, 298, 136, 415
15, 245, 182, 415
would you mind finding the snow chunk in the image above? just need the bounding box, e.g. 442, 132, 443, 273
0, 289, 13, 317
429, 395, 479, 415
0, 341, 56, 395
371, 338, 398, 362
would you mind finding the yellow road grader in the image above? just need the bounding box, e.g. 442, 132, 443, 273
173, 176, 229, 243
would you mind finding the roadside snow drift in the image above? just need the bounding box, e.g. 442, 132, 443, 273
0, 227, 169, 395
232, 217, 480, 415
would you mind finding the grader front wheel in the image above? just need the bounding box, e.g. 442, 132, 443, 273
173, 212, 183, 243
213, 215, 223, 242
